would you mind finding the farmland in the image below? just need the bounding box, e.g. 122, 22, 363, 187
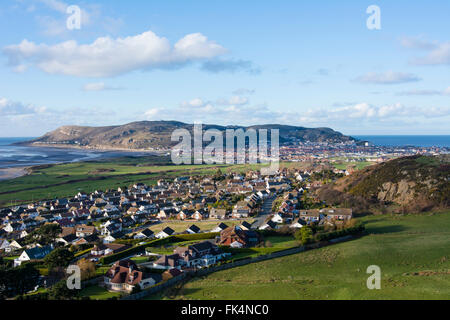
0, 157, 309, 207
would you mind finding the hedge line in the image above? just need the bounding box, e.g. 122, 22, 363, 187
74, 247, 93, 258
315, 224, 365, 242
100, 232, 219, 265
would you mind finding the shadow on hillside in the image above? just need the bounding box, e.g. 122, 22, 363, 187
366, 225, 407, 234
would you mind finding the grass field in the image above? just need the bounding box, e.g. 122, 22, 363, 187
151, 211, 450, 300
0, 157, 233, 206
0, 156, 297, 207
79, 285, 121, 300
332, 161, 374, 171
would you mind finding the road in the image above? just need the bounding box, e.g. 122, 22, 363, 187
253, 195, 276, 229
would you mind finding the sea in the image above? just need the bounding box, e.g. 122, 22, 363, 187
0, 137, 153, 169
353, 135, 450, 148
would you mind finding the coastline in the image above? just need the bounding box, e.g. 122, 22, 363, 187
0, 166, 31, 181
17, 142, 169, 154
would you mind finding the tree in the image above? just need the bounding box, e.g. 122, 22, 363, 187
24, 223, 62, 245
44, 248, 75, 270
47, 280, 79, 300
295, 226, 313, 245
0, 263, 40, 298
77, 258, 96, 280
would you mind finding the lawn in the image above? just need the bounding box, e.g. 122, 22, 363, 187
151, 211, 450, 300
333, 161, 374, 171
79, 285, 121, 300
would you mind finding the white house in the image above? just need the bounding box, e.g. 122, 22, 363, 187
259, 220, 278, 231
186, 225, 201, 234
155, 227, 175, 239
14, 245, 53, 267
211, 223, 229, 233
290, 218, 307, 229
133, 228, 155, 240
271, 213, 285, 224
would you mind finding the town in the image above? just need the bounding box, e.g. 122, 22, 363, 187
0, 165, 360, 299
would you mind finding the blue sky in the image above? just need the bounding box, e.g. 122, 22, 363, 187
0, 0, 449, 136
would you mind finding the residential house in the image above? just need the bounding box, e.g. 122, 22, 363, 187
155, 227, 175, 239
133, 228, 155, 240
154, 241, 227, 269
218, 226, 262, 248
14, 245, 53, 267
104, 260, 161, 293
186, 225, 201, 234
211, 223, 229, 233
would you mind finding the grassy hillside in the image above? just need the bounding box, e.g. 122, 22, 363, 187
151, 211, 450, 300
318, 155, 450, 214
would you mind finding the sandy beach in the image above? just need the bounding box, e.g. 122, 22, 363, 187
0, 167, 30, 181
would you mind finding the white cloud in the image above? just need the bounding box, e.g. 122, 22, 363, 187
82, 82, 123, 91
397, 88, 450, 96
217, 96, 249, 106
354, 71, 421, 84
143, 95, 450, 129
401, 36, 450, 66
3, 30, 228, 77
0, 97, 47, 115
232, 88, 255, 95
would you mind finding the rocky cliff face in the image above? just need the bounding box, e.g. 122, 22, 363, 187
317, 155, 450, 213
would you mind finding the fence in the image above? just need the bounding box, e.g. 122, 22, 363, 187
121, 274, 188, 300
119, 234, 357, 300
120, 246, 305, 300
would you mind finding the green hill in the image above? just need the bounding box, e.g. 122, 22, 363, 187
19, 121, 356, 151
317, 155, 450, 214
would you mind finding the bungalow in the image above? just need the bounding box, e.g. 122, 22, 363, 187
155, 227, 175, 239
239, 221, 253, 231
322, 208, 353, 221
75, 224, 97, 237
56, 234, 78, 246
192, 209, 208, 221
290, 218, 307, 229
176, 209, 193, 221
154, 241, 227, 269
209, 208, 227, 220
259, 220, 278, 231
218, 226, 262, 248
299, 209, 323, 223
186, 225, 201, 234
104, 260, 161, 293
3, 222, 24, 233
1, 239, 22, 253
133, 228, 155, 240
162, 268, 183, 281
103, 231, 125, 244
232, 201, 251, 218
14, 245, 53, 267
91, 243, 131, 257
211, 222, 229, 233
